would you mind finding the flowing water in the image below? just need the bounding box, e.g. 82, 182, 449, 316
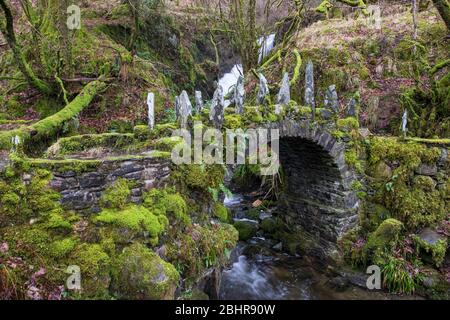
218, 193, 419, 300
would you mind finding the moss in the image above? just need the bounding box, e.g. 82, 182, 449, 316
364, 218, 403, 264
70, 243, 111, 299
95, 205, 165, 245
100, 178, 131, 210
369, 137, 441, 171
234, 220, 257, 241
153, 136, 185, 152
337, 117, 359, 132
4, 227, 52, 258
112, 243, 179, 300
214, 203, 229, 223
46, 133, 135, 157
44, 209, 76, 230
405, 137, 450, 145
28, 158, 102, 175
385, 183, 446, 229
143, 187, 190, 226
134, 125, 151, 141
290, 49, 302, 85
107, 119, 134, 133
0, 81, 106, 151
413, 175, 437, 191
261, 218, 277, 234
414, 236, 447, 267
50, 238, 78, 259
173, 164, 225, 193
166, 223, 238, 281
345, 149, 364, 173
151, 123, 178, 138
223, 114, 243, 129
243, 106, 264, 124
0, 167, 60, 224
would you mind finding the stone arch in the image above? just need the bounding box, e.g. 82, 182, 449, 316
266, 119, 360, 251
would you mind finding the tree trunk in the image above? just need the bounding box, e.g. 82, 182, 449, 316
432, 0, 450, 31
0, 0, 53, 94
0, 80, 106, 150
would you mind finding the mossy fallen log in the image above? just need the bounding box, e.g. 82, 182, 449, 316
0, 80, 106, 150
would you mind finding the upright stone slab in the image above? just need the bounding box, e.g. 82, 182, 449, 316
277, 72, 290, 106
147, 92, 155, 130
210, 85, 225, 129
178, 90, 192, 129
234, 75, 245, 114
402, 110, 408, 137
195, 91, 203, 114
305, 61, 316, 119
346, 98, 357, 117
257, 73, 270, 105
175, 95, 180, 120
324, 85, 338, 113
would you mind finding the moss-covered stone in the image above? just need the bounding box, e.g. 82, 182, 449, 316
100, 178, 131, 209
166, 223, 238, 282
94, 205, 165, 245
70, 243, 112, 299
46, 133, 135, 157
214, 203, 229, 223
143, 188, 190, 226
413, 230, 447, 267
173, 164, 225, 193
364, 218, 403, 264
261, 218, 277, 234
234, 220, 258, 241
112, 243, 179, 300
223, 114, 243, 129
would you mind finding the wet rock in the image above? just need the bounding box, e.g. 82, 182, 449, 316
196, 268, 221, 300
259, 211, 272, 220
272, 242, 283, 251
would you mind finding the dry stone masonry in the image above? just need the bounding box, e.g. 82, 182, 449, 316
49, 156, 171, 213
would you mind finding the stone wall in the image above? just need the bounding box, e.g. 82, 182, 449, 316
47, 156, 171, 213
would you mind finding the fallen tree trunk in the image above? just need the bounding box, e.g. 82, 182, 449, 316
0, 80, 106, 150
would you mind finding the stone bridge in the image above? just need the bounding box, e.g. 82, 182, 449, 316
265, 119, 360, 252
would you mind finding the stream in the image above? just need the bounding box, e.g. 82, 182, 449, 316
218, 193, 420, 300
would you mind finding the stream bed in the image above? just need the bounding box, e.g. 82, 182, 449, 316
218, 193, 421, 300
